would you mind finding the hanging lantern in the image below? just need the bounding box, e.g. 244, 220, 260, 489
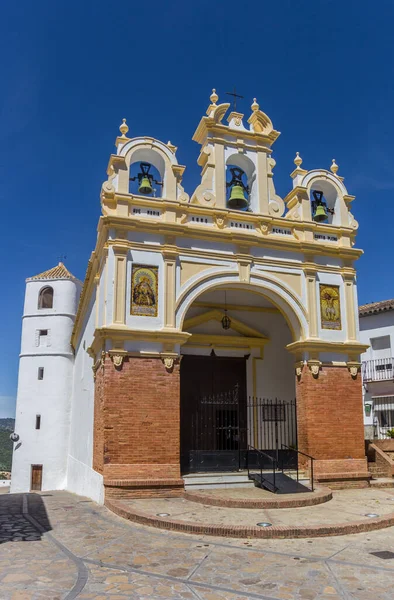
226, 167, 249, 210
221, 292, 231, 330
221, 310, 231, 330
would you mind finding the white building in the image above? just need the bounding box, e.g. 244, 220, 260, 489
11, 264, 82, 494
359, 299, 394, 439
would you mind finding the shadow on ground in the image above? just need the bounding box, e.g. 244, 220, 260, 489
0, 493, 52, 544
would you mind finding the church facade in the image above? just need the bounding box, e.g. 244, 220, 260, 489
11, 92, 369, 502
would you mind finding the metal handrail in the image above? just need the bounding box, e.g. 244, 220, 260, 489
281, 444, 315, 492
247, 444, 278, 493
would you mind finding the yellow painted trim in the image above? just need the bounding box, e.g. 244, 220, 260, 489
184, 309, 269, 340
113, 247, 128, 324
164, 257, 176, 327
193, 301, 280, 314
304, 268, 318, 338
342, 273, 357, 341
286, 338, 369, 356
185, 334, 269, 350
100, 214, 363, 261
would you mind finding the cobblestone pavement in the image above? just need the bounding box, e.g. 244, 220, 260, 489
1, 490, 394, 599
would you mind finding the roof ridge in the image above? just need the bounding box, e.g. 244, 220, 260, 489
28, 262, 77, 281
359, 298, 394, 316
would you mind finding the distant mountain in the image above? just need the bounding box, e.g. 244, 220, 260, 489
0, 418, 15, 472
0, 418, 15, 432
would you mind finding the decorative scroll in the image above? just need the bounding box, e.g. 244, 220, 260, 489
319, 284, 341, 330
131, 265, 158, 317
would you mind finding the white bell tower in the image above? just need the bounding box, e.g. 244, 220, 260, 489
11, 263, 82, 493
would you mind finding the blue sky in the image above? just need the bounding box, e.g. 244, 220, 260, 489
1, 1, 394, 417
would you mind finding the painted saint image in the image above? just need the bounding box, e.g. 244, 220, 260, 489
131, 265, 158, 316
133, 276, 155, 307
319, 285, 341, 330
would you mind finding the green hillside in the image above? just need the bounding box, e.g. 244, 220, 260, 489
0, 418, 15, 472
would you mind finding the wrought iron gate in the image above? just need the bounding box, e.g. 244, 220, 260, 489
247, 397, 298, 469
180, 355, 298, 473
180, 355, 247, 473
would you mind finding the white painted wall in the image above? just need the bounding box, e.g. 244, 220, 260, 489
67, 293, 104, 504
11, 277, 81, 493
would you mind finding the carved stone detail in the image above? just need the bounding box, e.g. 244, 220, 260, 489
214, 214, 227, 229
111, 354, 124, 368
295, 361, 304, 378
347, 362, 361, 379
162, 357, 174, 371
308, 360, 322, 378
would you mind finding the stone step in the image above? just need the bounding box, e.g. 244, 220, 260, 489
183, 472, 256, 490
370, 478, 394, 488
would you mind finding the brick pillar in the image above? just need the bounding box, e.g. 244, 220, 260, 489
296, 365, 370, 488
93, 355, 184, 498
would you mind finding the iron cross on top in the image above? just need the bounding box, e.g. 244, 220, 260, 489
226, 87, 244, 111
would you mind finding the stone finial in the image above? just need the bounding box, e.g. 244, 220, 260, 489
294, 152, 303, 168
210, 88, 218, 105
119, 118, 129, 137
251, 98, 259, 112
330, 159, 339, 175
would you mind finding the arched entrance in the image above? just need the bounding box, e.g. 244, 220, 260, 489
179, 284, 302, 474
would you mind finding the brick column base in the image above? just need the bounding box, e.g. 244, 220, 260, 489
93, 356, 184, 499
296, 365, 370, 489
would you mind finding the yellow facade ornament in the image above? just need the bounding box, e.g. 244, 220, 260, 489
295, 361, 304, 378
260, 222, 271, 235
330, 159, 339, 175
214, 214, 227, 229
308, 359, 322, 378
210, 88, 218, 105
251, 98, 259, 112
162, 356, 175, 371
111, 354, 124, 368
347, 361, 360, 378
294, 152, 303, 168
119, 118, 129, 138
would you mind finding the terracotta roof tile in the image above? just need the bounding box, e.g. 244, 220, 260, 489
359, 298, 394, 316
28, 262, 77, 281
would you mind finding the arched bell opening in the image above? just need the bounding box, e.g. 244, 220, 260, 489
179, 285, 297, 475
225, 154, 256, 212
310, 180, 340, 226
129, 161, 163, 198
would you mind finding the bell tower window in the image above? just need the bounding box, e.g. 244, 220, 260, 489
226, 166, 249, 211
129, 162, 163, 198
38, 286, 54, 309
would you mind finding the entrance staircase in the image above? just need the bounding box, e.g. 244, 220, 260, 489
183, 472, 255, 491
366, 440, 394, 488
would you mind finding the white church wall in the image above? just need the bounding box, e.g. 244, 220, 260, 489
67, 293, 104, 503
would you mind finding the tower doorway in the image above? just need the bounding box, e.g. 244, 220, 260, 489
180, 355, 247, 473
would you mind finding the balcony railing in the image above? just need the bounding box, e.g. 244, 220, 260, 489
362, 358, 394, 382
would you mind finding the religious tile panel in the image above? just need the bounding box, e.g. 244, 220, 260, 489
131, 265, 158, 317
319, 284, 341, 330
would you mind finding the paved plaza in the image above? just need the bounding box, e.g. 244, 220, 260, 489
1, 490, 394, 599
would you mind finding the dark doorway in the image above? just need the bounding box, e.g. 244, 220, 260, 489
30, 465, 43, 491
180, 355, 247, 473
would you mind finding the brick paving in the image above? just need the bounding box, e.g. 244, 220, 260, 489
107, 487, 394, 538
1, 490, 394, 598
